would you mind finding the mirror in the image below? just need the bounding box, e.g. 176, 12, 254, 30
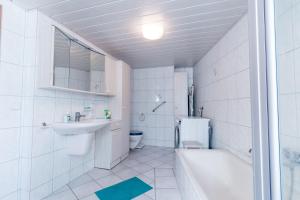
69, 41, 91, 91
90, 51, 106, 93
53, 29, 70, 88
53, 27, 106, 93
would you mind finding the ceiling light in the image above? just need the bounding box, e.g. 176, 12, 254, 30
142, 22, 164, 40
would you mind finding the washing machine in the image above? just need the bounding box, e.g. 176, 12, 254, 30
175, 116, 211, 149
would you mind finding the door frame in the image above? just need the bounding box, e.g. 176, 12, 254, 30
248, 0, 281, 199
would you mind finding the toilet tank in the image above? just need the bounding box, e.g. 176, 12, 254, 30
178, 117, 210, 148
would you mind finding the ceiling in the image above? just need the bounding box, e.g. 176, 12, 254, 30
14, 0, 248, 68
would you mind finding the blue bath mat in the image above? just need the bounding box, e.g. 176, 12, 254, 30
95, 177, 152, 200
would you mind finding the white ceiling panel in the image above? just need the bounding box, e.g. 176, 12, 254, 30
14, 0, 248, 68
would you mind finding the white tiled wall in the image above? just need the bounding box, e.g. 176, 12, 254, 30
174, 67, 193, 87
275, 1, 300, 199
0, 1, 25, 199
131, 66, 175, 147
0, 1, 109, 199
193, 15, 252, 162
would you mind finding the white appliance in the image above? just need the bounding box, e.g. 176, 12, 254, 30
174, 72, 188, 116
175, 116, 210, 148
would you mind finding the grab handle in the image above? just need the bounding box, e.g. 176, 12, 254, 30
174, 125, 180, 148
152, 101, 167, 112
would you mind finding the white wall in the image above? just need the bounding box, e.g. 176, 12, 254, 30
275, 1, 300, 199
193, 15, 252, 162
131, 66, 175, 147
0, 1, 25, 199
0, 1, 109, 199
174, 67, 193, 87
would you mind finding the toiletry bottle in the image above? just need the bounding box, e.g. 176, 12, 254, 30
104, 109, 112, 119
64, 113, 71, 123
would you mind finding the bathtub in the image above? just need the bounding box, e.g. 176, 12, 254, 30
175, 149, 253, 200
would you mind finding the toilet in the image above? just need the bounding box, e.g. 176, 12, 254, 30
130, 130, 144, 149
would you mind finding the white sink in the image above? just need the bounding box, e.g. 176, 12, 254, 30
52, 119, 111, 156
53, 119, 110, 135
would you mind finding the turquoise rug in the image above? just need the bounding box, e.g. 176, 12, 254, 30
95, 177, 152, 200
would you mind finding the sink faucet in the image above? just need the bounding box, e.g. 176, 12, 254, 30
75, 112, 86, 122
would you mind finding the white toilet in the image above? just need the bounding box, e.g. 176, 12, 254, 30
130, 130, 144, 149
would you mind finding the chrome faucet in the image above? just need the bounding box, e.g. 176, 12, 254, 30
75, 112, 85, 122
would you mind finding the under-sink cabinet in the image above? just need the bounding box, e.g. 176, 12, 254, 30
95, 120, 127, 169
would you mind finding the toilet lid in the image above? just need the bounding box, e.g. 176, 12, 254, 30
130, 130, 143, 136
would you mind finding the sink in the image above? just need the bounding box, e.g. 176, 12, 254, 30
53, 119, 110, 135
52, 119, 111, 156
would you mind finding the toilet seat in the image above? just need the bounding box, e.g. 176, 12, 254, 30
130, 130, 143, 136
130, 130, 143, 149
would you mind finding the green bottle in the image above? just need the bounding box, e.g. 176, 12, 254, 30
104, 109, 111, 119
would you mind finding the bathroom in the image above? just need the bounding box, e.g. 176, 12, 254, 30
0, 0, 297, 199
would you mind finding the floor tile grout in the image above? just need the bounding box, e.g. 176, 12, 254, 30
67, 184, 80, 200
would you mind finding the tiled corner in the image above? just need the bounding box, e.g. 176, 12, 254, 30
193, 14, 252, 163
131, 66, 175, 148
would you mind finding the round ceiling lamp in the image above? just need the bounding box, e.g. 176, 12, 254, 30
142, 22, 164, 40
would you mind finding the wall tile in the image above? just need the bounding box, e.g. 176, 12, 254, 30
21, 97, 34, 127
0, 160, 19, 198
24, 38, 37, 67
1, 0, 25, 35
131, 66, 175, 147
1, 30, 24, 65
276, 10, 294, 54
30, 181, 52, 200
0, 128, 20, 163
278, 94, 298, 136
293, 48, 300, 92
278, 52, 295, 94
0, 62, 23, 96
0, 96, 22, 129
33, 97, 55, 127
0, 3, 112, 200
293, 3, 300, 49
30, 154, 53, 189
19, 158, 31, 191
53, 150, 70, 177
1, 191, 18, 200
31, 128, 54, 157
193, 15, 252, 162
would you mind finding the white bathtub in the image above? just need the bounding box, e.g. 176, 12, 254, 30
175, 149, 253, 200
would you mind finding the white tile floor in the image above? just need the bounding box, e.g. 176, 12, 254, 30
43, 146, 181, 200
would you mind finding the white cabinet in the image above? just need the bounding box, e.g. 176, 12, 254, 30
36, 13, 55, 88
109, 61, 131, 160
95, 62, 131, 169
35, 12, 116, 96
121, 62, 131, 155
111, 128, 122, 162
105, 55, 117, 95
95, 121, 123, 169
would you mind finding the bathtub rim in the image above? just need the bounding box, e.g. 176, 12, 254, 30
175, 148, 253, 200
175, 149, 209, 200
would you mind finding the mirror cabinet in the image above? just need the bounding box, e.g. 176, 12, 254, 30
36, 14, 116, 96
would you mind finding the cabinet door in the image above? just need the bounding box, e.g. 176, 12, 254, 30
111, 129, 122, 162
122, 63, 131, 106
37, 15, 55, 88
121, 64, 131, 155
105, 56, 117, 95
121, 107, 130, 155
